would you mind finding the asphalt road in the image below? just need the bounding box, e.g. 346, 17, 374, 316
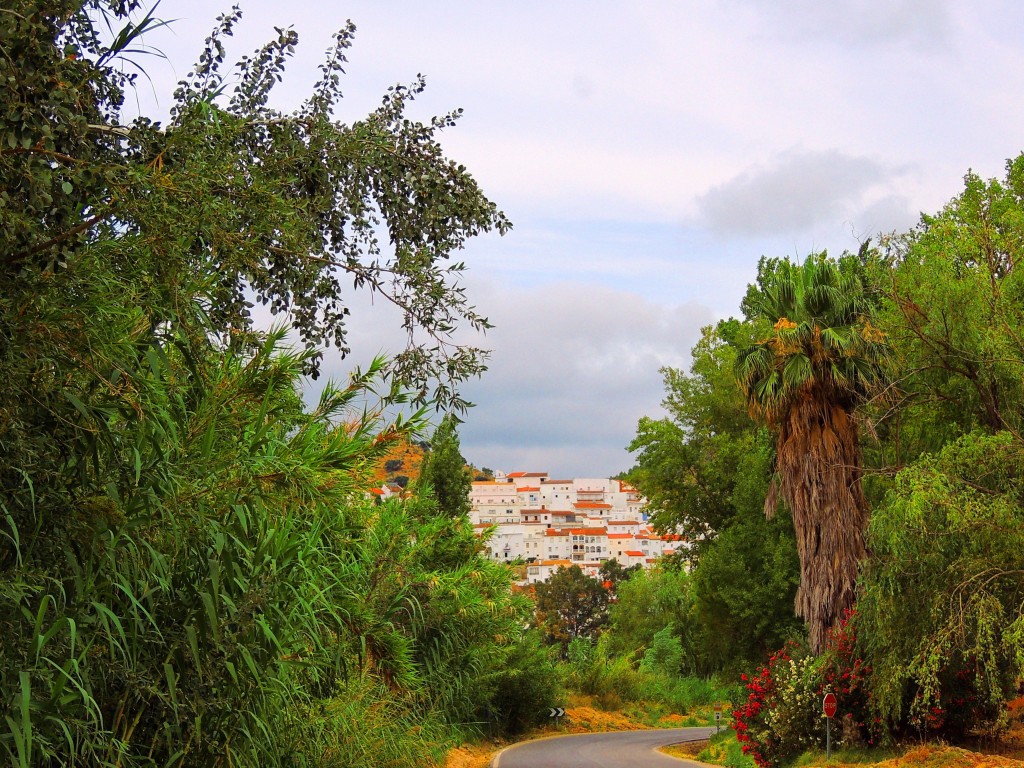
491, 727, 716, 768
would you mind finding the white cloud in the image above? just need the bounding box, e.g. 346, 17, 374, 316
731, 0, 952, 49
455, 281, 714, 477
295, 275, 712, 477
696, 149, 909, 237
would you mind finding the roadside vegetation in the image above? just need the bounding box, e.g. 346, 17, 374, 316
624, 157, 1024, 767
0, 2, 545, 765
4, 3, 1024, 768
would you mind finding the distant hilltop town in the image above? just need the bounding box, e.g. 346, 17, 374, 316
468, 471, 681, 584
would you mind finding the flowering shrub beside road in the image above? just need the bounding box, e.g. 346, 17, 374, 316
733, 613, 877, 768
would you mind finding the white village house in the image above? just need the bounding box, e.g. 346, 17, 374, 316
468, 472, 683, 584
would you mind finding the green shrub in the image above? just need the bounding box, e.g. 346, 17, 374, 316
697, 730, 756, 768
486, 632, 564, 736
566, 636, 645, 704
641, 627, 685, 676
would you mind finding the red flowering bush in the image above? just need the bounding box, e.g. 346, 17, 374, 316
819, 610, 879, 746
733, 646, 787, 768
733, 612, 878, 768
906, 660, 999, 739
733, 643, 824, 768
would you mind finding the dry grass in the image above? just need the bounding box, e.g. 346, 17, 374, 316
443, 744, 494, 768
661, 739, 709, 759
809, 745, 1024, 768
369, 438, 425, 486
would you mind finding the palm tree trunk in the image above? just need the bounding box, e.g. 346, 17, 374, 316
775, 391, 868, 654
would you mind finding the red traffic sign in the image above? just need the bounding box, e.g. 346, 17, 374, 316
823, 692, 838, 718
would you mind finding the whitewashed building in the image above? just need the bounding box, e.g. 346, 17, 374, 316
469, 472, 684, 583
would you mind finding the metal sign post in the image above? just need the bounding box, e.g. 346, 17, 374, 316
822, 693, 837, 763
827, 715, 831, 762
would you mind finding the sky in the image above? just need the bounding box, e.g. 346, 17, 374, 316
132, 1, 1024, 477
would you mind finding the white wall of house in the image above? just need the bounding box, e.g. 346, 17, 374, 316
470, 473, 672, 585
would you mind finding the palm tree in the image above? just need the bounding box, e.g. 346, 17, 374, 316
736, 253, 886, 653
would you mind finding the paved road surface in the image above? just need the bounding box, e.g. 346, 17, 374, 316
491, 727, 715, 768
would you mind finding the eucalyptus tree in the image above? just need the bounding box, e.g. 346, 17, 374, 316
2, 0, 507, 404
736, 252, 887, 653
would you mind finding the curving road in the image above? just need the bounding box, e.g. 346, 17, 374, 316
491, 727, 715, 768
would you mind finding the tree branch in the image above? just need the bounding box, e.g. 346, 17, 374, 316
4, 209, 113, 268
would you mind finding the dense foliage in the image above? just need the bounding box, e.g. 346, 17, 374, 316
629, 156, 1024, 763
858, 424, 1023, 739
0, 2, 544, 765
626, 325, 801, 673
417, 415, 473, 518
852, 158, 1024, 743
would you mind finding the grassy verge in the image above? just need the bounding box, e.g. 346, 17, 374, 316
661, 729, 754, 768
663, 736, 1024, 768
789, 745, 899, 767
